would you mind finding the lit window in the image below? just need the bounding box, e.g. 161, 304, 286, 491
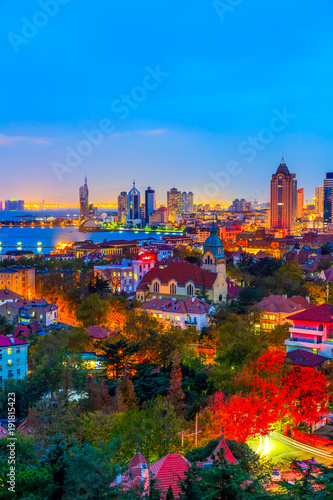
17, 359, 20, 364
8, 360, 12, 367
313, 349, 318, 354
175, 316, 181, 322
159, 314, 163, 318
7, 348, 11, 355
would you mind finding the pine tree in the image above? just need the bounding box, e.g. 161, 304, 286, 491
166, 351, 185, 416
100, 378, 112, 410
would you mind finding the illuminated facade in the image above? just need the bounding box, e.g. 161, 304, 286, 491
128, 181, 141, 220
324, 173, 333, 227
145, 187, 156, 223
118, 191, 128, 224
94, 253, 155, 293
296, 188, 304, 219
167, 187, 181, 222
0, 335, 28, 381
79, 176, 89, 219
270, 157, 297, 234
0, 268, 35, 299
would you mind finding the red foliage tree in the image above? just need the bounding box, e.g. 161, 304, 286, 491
282, 366, 327, 425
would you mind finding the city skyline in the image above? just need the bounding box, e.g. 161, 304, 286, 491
1, 1, 333, 203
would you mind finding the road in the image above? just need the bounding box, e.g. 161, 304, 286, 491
248, 431, 333, 466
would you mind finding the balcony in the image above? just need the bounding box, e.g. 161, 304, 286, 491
285, 338, 323, 349
185, 319, 197, 325
289, 326, 324, 336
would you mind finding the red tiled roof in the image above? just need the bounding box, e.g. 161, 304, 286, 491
0, 334, 28, 347
324, 268, 333, 283
86, 325, 115, 340
137, 262, 217, 291
204, 438, 237, 464
140, 297, 211, 315
286, 349, 329, 367
257, 295, 307, 314
287, 303, 333, 323
0, 288, 22, 301
149, 453, 191, 498
128, 452, 149, 470
289, 296, 314, 310
227, 279, 241, 299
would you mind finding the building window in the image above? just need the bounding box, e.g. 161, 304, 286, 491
8, 360, 12, 367
7, 348, 11, 355
175, 316, 181, 322
187, 284, 194, 296
170, 283, 176, 294
16, 348, 20, 354
0, 365, 2, 371
153, 282, 160, 293
17, 359, 20, 364
313, 349, 318, 354
17, 369, 20, 375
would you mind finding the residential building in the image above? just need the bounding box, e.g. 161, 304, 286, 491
0, 250, 35, 261
315, 186, 324, 217
140, 296, 214, 330
113, 439, 236, 499
75, 239, 140, 258
324, 173, 333, 226
256, 295, 314, 330
0, 267, 35, 299
128, 181, 141, 220
4, 200, 24, 211
145, 187, 156, 223
270, 157, 297, 234
0, 335, 28, 381
296, 188, 304, 219
181, 192, 194, 214
149, 207, 168, 227
285, 303, 333, 359
0, 298, 58, 328
79, 176, 89, 219
94, 253, 156, 293
167, 187, 181, 222
0, 288, 22, 306
117, 191, 128, 224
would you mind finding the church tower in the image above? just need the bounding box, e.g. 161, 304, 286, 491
201, 222, 226, 276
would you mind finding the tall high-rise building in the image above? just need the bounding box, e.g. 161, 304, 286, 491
296, 188, 304, 219
181, 192, 194, 214
145, 187, 156, 223
79, 176, 89, 219
324, 174, 333, 226
118, 191, 128, 224
270, 157, 297, 234
128, 181, 141, 220
167, 188, 181, 222
315, 186, 324, 217
4, 200, 24, 210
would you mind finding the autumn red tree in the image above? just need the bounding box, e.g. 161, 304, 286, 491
166, 351, 185, 416
282, 366, 327, 425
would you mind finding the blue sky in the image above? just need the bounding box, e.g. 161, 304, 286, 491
1, 0, 333, 205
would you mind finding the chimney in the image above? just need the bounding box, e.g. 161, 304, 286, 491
10, 337, 15, 344
306, 296, 310, 303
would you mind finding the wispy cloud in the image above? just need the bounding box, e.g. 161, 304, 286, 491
111, 128, 168, 138
0, 133, 50, 146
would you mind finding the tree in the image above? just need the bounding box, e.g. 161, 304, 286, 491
75, 292, 110, 327
166, 351, 185, 416
99, 338, 141, 380
0, 315, 14, 335
116, 375, 138, 411
179, 448, 266, 500
282, 366, 328, 425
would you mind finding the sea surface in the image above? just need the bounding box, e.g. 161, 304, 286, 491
0, 226, 178, 255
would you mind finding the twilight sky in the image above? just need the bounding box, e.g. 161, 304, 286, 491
1, 0, 333, 205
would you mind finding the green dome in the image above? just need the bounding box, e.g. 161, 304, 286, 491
204, 223, 225, 258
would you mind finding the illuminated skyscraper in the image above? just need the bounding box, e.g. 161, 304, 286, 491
79, 176, 89, 219
270, 157, 297, 234
128, 181, 141, 220
296, 188, 304, 219
145, 187, 156, 223
118, 191, 128, 224
167, 187, 181, 221
181, 192, 194, 214
324, 174, 333, 226
315, 186, 324, 217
